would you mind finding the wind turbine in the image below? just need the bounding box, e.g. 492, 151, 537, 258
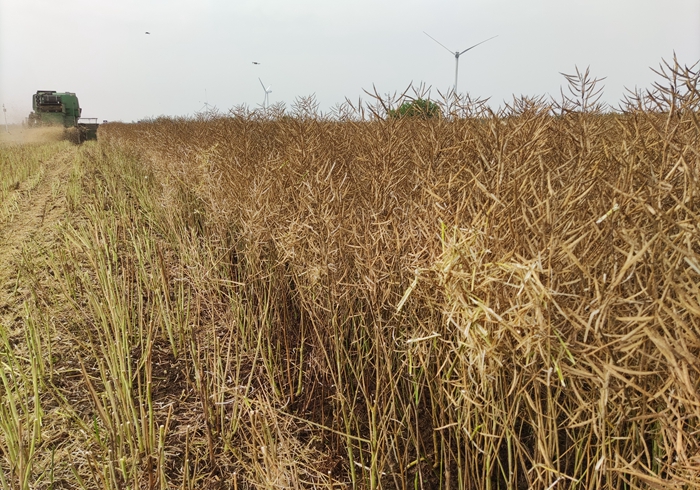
199, 89, 213, 112
259, 78, 272, 109
423, 31, 497, 97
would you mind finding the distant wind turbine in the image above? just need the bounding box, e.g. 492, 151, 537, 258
259, 78, 272, 109
423, 31, 497, 97
199, 89, 213, 112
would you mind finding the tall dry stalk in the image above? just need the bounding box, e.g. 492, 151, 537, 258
94, 59, 699, 488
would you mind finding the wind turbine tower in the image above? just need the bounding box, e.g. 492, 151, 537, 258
259, 78, 272, 109
424, 31, 497, 97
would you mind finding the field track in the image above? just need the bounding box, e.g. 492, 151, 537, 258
0, 146, 73, 337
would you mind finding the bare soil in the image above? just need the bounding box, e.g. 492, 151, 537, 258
0, 146, 74, 329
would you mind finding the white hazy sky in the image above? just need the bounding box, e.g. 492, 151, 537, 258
1, 0, 698, 123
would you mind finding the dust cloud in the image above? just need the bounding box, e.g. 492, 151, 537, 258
0, 125, 69, 145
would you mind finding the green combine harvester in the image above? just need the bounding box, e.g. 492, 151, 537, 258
27, 90, 99, 142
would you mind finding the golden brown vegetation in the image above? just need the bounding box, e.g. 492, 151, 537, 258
1, 60, 699, 489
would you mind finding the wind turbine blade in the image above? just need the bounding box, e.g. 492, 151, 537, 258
259, 78, 266, 90
423, 31, 454, 54
458, 35, 498, 55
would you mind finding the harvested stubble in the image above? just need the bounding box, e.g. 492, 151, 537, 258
10, 64, 698, 489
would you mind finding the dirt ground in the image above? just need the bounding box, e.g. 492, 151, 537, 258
0, 145, 75, 332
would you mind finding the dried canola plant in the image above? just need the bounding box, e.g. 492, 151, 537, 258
1, 60, 699, 489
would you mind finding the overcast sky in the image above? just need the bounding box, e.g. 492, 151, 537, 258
1, 0, 698, 123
